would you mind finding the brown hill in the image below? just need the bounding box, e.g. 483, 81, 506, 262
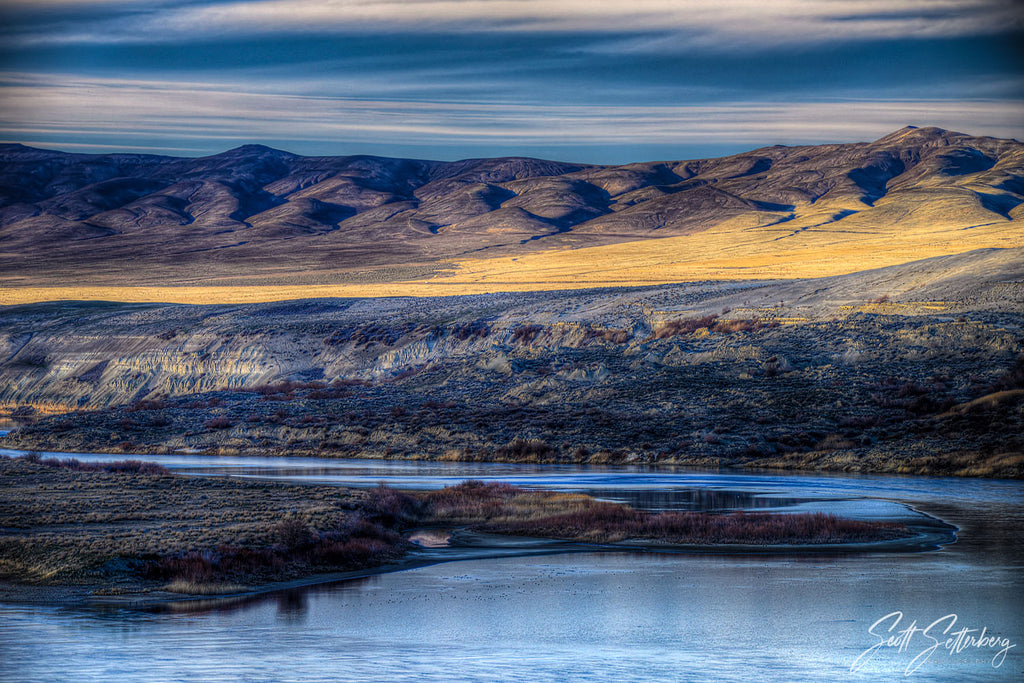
0, 127, 1021, 298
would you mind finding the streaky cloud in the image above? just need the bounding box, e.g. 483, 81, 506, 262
2, 72, 1021, 161
2, 0, 1021, 48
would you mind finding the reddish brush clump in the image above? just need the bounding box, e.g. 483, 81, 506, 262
483, 507, 908, 545
654, 315, 720, 339
152, 546, 284, 583
126, 399, 167, 412
151, 516, 406, 583
513, 324, 543, 344
421, 480, 520, 519
654, 315, 779, 339
362, 484, 423, 524
309, 537, 395, 567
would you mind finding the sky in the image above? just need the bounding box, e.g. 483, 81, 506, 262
0, 0, 1022, 164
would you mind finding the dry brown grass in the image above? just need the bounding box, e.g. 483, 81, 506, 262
163, 580, 251, 595
652, 315, 779, 339
18, 452, 171, 475
418, 480, 597, 525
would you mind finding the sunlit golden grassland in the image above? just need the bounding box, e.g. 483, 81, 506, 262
1, 194, 1019, 305
443, 193, 1023, 288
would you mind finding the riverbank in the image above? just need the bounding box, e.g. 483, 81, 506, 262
0, 455, 948, 607
3, 275, 1023, 481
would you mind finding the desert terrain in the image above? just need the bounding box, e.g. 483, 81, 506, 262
1, 246, 1021, 477
0, 127, 1021, 478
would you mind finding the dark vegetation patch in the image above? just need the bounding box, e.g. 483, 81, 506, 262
18, 451, 170, 475
496, 438, 555, 461
203, 416, 234, 430
147, 516, 404, 585
452, 322, 491, 340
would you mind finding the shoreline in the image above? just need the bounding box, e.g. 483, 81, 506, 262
0, 523, 956, 611
2, 441, 1021, 481
0, 456, 955, 612
2, 287, 1021, 483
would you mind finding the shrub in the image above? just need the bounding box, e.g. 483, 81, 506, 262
816, 434, 857, 451
274, 518, 313, 551
589, 328, 631, 344
452, 322, 490, 340
420, 480, 520, 520
496, 438, 554, 461
389, 366, 423, 381
762, 355, 792, 377
127, 399, 167, 412
422, 399, 457, 410
655, 315, 719, 339
331, 378, 371, 387
991, 355, 1024, 392
310, 537, 395, 567
513, 324, 543, 345
362, 484, 422, 525
104, 460, 170, 474
204, 416, 233, 430
151, 514, 406, 583
155, 550, 218, 582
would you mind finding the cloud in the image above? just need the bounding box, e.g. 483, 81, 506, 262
2, 72, 1021, 159
3, 0, 1021, 48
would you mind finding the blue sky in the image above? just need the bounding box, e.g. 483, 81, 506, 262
0, 0, 1021, 163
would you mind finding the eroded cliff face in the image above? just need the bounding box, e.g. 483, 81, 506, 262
0, 302, 632, 413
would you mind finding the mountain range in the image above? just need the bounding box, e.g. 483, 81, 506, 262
1, 126, 1021, 292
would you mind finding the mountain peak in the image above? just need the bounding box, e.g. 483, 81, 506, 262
872, 126, 965, 146
215, 144, 298, 158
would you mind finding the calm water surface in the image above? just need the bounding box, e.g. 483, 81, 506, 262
1, 450, 1021, 682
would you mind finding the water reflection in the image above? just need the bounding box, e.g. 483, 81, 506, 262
3, 551, 1019, 682
0, 451, 1021, 682
581, 486, 809, 512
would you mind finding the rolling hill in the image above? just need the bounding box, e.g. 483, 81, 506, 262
0, 126, 1021, 303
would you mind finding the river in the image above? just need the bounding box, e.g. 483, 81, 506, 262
0, 450, 1021, 681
